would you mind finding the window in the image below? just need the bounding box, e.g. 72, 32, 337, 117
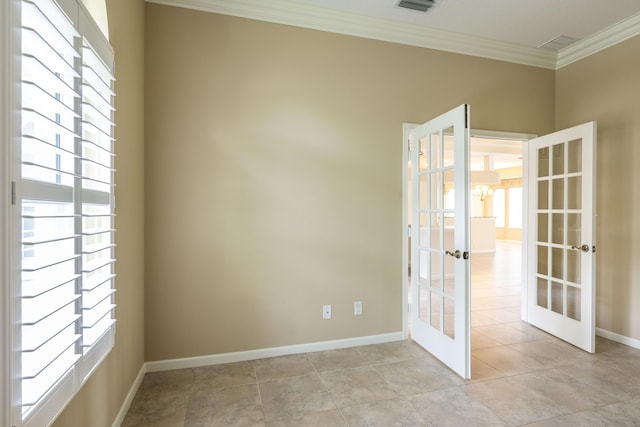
10, 1, 116, 425
508, 187, 523, 229
493, 188, 505, 227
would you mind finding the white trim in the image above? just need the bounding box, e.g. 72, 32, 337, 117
557, 12, 640, 69
1, 0, 11, 424
111, 364, 146, 427
597, 328, 640, 351
145, 0, 557, 69
145, 0, 640, 70
145, 332, 404, 373
401, 123, 416, 342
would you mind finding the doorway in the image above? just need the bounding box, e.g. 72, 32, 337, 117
402, 126, 535, 341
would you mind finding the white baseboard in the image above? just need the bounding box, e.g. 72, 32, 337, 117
596, 328, 640, 350
146, 332, 405, 373
111, 364, 147, 427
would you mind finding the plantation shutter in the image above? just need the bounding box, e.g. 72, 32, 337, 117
17, 0, 115, 425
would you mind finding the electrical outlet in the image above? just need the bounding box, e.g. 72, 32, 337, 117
354, 301, 363, 316
322, 304, 332, 320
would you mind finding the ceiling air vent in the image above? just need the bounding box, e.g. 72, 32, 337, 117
539, 35, 578, 51
397, 0, 436, 13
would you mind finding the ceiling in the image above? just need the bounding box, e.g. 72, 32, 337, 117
149, 0, 640, 68
295, 0, 640, 49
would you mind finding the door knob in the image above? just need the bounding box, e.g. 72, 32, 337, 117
445, 250, 461, 259
570, 244, 590, 253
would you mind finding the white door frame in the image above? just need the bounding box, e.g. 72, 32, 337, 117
402, 126, 536, 339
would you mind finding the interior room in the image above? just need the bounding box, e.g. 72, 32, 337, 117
3, 0, 640, 426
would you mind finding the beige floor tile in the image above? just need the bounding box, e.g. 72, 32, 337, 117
561, 360, 640, 400
340, 398, 425, 426
259, 374, 335, 421
254, 354, 315, 382
193, 360, 256, 391
468, 356, 504, 382
306, 347, 366, 372
472, 329, 502, 350
473, 345, 546, 375
376, 357, 463, 396
474, 324, 543, 345
507, 339, 593, 368
464, 377, 569, 425
319, 366, 396, 407
354, 340, 428, 364
409, 386, 506, 426
526, 397, 640, 427
185, 384, 264, 426
124, 382, 191, 427
507, 368, 619, 413
264, 409, 347, 427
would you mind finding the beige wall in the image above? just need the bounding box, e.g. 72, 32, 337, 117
556, 35, 640, 341
51, 0, 146, 426
144, 4, 555, 361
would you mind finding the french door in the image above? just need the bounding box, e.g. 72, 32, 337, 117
527, 122, 597, 353
410, 104, 471, 379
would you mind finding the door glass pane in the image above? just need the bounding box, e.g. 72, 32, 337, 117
551, 281, 563, 314
419, 174, 428, 210
552, 213, 564, 245
567, 250, 581, 283
552, 178, 564, 210
538, 181, 548, 210
418, 249, 430, 282
567, 177, 582, 210
551, 247, 563, 280
538, 213, 548, 242
418, 213, 428, 245
419, 286, 428, 322
567, 286, 581, 321
443, 127, 454, 167
430, 292, 441, 330
431, 172, 442, 209
538, 147, 549, 177
430, 251, 442, 291
444, 296, 455, 339
552, 143, 565, 175
537, 245, 548, 276
537, 278, 548, 309
567, 214, 581, 247
568, 139, 582, 173
419, 137, 428, 172
429, 133, 440, 170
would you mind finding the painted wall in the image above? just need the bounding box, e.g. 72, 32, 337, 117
556, 35, 640, 342
51, 0, 146, 426
144, 4, 555, 361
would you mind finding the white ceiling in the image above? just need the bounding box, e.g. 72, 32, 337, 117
150, 0, 640, 68
294, 0, 640, 49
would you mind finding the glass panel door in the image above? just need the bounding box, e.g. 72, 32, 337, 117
528, 122, 596, 353
411, 104, 471, 378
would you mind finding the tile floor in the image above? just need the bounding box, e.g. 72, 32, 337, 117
123, 241, 640, 426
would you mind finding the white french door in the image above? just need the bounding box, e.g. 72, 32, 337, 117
410, 104, 471, 379
527, 122, 597, 353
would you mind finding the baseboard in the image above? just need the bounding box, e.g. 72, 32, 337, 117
111, 363, 147, 427
146, 332, 405, 373
596, 328, 640, 350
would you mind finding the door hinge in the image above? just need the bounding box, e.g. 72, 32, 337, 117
11, 181, 16, 205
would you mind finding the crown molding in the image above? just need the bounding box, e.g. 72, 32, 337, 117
556, 12, 640, 69
146, 0, 557, 69
146, 0, 640, 70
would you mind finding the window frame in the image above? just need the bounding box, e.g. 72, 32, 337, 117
4, 1, 117, 425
